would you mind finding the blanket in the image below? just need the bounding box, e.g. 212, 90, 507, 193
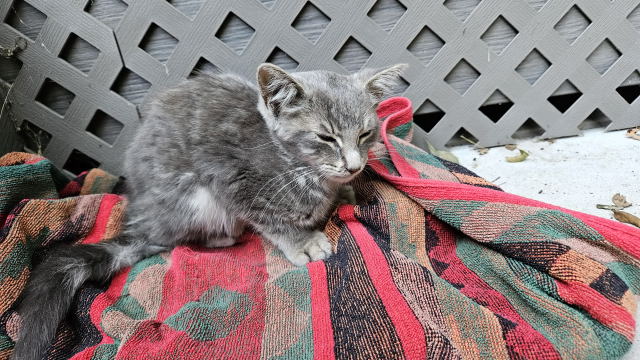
1, 97, 639, 359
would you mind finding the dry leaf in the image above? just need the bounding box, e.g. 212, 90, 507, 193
613, 210, 640, 228
626, 128, 640, 141
596, 204, 623, 211
612, 193, 632, 208
506, 149, 529, 163
505, 144, 517, 151
478, 148, 489, 155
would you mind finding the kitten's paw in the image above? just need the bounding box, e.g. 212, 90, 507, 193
337, 185, 357, 205
204, 236, 236, 248
284, 231, 333, 266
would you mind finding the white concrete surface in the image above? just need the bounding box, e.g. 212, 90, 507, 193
450, 129, 640, 359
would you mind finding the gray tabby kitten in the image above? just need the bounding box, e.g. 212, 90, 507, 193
12, 63, 406, 360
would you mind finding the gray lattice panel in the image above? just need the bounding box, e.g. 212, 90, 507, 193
2, 0, 640, 175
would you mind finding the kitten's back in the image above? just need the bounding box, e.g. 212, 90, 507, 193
125, 72, 269, 183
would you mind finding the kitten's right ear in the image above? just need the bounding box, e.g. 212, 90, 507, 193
257, 63, 305, 116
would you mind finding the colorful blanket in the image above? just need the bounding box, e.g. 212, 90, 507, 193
1, 97, 640, 359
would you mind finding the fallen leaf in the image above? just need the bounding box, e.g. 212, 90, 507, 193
426, 142, 460, 164
506, 149, 529, 163
612, 193, 632, 208
505, 144, 517, 151
596, 204, 623, 211
459, 134, 489, 155
626, 128, 640, 141
613, 210, 640, 228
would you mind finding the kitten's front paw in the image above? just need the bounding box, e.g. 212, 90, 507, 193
205, 236, 236, 248
337, 185, 357, 205
285, 231, 333, 266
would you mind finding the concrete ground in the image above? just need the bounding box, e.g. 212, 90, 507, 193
449, 129, 640, 359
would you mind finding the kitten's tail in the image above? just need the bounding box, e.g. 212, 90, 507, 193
11, 235, 168, 360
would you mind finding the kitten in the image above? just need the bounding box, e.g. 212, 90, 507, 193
12, 63, 406, 360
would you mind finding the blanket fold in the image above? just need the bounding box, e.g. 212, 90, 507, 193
1, 97, 639, 359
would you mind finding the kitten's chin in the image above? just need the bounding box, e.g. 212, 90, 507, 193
327, 172, 359, 184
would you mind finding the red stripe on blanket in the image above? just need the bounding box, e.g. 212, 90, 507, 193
556, 281, 635, 341
82, 194, 122, 244
308, 261, 336, 360
338, 206, 427, 360
376, 97, 421, 179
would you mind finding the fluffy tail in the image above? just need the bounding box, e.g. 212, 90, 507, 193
11, 236, 167, 360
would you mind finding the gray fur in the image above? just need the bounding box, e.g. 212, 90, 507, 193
12, 63, 406, 359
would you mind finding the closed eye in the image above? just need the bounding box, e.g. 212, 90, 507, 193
359, 131, 372, 139
317, 134, 337, 143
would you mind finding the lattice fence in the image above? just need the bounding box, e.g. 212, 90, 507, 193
1, 0, 640, 175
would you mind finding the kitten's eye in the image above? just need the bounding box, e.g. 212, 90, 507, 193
359, 131, 372, 139
317, 134, 337, 143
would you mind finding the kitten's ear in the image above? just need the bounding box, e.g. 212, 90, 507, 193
257, 63, 305, 115
361, 64, 408, 101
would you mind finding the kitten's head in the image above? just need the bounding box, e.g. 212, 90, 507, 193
257, 63, 407, 183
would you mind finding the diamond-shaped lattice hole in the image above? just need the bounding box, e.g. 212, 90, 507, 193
481, 16, 518, 56
36, 79, 75, 116
215, 12, 255, 55
87, 110, 124, 145
167, 0, 204, 19
63, 149, 100, 176
526, 0, 548, 11
616, 70, 640, 104
0, 56, 22, 84
554, 5, 591, 44
586, 39, 621, 75
578, 109, 612, 131
444, 59, 480, 95
628, 5, 640, 33
190, 57, 219, 78
368, 0, 406, 33
415, 100, 445, 132
547, 80, 582, 113
515, 49, 550, 85
84, 0, 128, 30
407, 27, 444, 66
139, 23, 178, 64
60, 33, 100, 74
266, 47, 299, 71
480, 90, 513, 123
292, 2, 330, 45
6, 0, 47, 40
512, 118, 545, 140
334, 37, 371, 72
446, 127, 478, 147
111, 68, 151, 106
18, 120, 51, 153
443, 0, 481, 23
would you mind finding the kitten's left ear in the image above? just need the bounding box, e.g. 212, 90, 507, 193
257, 63, 305, 116
360, 64, 408, 101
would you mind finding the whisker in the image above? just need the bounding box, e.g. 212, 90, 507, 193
255, 169, 316, 225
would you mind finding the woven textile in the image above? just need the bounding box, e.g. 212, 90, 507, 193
1, 97, 639, 359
